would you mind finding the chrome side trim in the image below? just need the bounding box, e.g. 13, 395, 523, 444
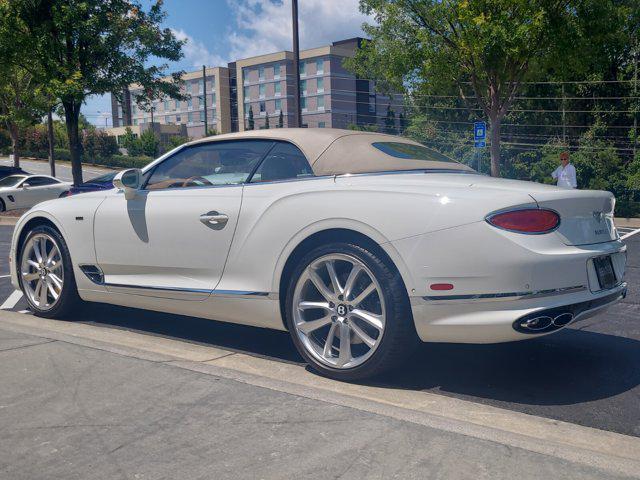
423, 285, 587, 302
104, 282, 269, 297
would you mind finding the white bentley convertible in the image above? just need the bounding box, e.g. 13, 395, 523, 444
9, 129, 627, 380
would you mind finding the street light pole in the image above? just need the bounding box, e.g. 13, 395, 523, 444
291, 0, 301, 128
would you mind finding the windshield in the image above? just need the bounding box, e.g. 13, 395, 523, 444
0, 175, 25, 188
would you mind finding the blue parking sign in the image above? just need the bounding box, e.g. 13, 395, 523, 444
474, 121, 486, 148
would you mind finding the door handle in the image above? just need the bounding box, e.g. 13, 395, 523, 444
200, 211, 229, 230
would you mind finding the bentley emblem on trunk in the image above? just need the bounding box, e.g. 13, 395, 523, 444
593, 211, 604, 223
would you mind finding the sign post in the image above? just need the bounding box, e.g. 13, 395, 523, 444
474, 121, 486, 172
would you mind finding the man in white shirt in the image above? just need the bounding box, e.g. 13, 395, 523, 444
551, 152, 577, 188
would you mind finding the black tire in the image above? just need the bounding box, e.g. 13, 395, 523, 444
285, 241, 418, 381
0, 198, 5, 212
18, 224, 82, 319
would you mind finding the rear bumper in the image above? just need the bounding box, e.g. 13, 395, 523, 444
411, 282, 627, 343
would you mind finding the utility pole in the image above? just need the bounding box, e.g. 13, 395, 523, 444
561, 83, 567, 144
202, 65, 209, 136
291, 0, 302, 128
634, 40, 638, 159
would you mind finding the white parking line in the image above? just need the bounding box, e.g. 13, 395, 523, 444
621, 228, 640, 240
0, 275, 10, 279
0, 290, 23, 310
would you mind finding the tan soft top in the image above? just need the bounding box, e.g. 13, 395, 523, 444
189, 128, 472, 176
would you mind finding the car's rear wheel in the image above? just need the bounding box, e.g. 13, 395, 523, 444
18, 225, 82, 318
0, 199, 5, 212
285, 242, 418, 381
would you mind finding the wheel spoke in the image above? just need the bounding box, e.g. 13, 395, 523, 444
337, 322, 352, 366
297, 315, 332, 335
27, 259, 39, 269
37, 280, 48, 306
22, 272, 39, 282
46, 246, 58, 266
343, 265, 362, 300
351, 283, 376, 307
351, 309, 384, 331
350, 321, 376, 348
323, 323, 338, 357
325, 260, 343, 296
307, 268, 334, 301
298, 301, 331, 311
33, 241, 43, 263
46, 279, 59, 300
48, 273, 63, 291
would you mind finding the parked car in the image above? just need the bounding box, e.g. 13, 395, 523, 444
0, 175, 70, 212
9, 129, 627, 380
63, 171, 117, 196
0, 165, 29, 180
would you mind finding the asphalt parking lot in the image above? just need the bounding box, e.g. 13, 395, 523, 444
1, 224, 639, 441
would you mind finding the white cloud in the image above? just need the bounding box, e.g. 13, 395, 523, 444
171, 28, 228, 68
227, 0, 372, 60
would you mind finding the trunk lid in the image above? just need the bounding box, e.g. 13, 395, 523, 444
528, 189, 617, 245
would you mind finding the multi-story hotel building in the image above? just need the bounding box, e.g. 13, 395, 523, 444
110, 38, 403, 140
111, 66, 232, 137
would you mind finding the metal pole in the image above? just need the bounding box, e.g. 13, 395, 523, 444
634, 41, 638, 159
562, 83, 566, 144
291, 0, 301, 128
202, 65, 209, 136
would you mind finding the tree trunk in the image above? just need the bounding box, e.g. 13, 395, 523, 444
47, 109, 55, 177
489, 115, 501, 177
8, 123, 19, 168
63, 100, 83, 186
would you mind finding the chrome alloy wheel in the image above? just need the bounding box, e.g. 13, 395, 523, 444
20, 233, 64, 310
292, 253, 386, 369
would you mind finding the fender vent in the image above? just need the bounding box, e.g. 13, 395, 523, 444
80, 265, 104, 284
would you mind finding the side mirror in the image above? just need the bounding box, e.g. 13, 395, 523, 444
22, 182, 30, 189
113, 168, 142, 200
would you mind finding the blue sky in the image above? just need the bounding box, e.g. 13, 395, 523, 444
85, 0, 370, 126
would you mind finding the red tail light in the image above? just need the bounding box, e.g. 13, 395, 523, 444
487, 208, 560, 234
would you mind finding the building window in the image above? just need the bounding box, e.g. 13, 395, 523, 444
317, 95, 325, 111
200, 110, 205, 122
188, 112, 193, 123
199, 80, 204, 93
259, 66, 265, 81
210, 76, 215, 89
243, 68, 249, 85
316, 77, 324, 93
259, 84, 266, 98
259, 101, 266, 114
300, 79, 307, 95
275, 99, 281, 112
176, 115, 181, 123
133, 119, 138, 126
210, 93, 216, 105
299, 61, 306, 76
316, 58, 324, 74
164, 100, 170, 111
301, 97, 307, 111
318, 121, 326, 128
132, 105, 137, 115
243, 86, 250, 102
273, 63, 280, 79
274, 82, 281, 96
175, 100, 180, 109
187, 98, 193, 109
165, 115, 173, 124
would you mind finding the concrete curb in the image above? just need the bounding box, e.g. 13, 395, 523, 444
1, 310, 639, 478
617, 218, 640, 228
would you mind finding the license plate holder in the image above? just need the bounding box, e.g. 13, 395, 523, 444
593, 255, 617, 290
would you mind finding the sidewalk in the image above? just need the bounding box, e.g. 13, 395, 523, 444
0, 320, 635, 479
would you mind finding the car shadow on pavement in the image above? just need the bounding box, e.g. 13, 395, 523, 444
75, 303, 640, 408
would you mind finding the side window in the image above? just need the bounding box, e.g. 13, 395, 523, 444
27, 177, 58, 186
145, 140, 274, 190
250, 142, 314, 183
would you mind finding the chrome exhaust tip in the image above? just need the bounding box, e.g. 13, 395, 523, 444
513, 310, 574, 334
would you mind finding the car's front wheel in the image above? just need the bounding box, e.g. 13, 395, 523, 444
285, 242, 418, 381
18, 225, 81, 318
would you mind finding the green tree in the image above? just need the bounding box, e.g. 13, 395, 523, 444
139, 129, 159, 157
347, 0, 626, 177
278, 110, 284, 128
247, 106, 255, 130
10, 0, 185, 185
121, 127, 142, 156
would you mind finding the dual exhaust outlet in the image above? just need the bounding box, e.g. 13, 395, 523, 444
513, 310, 575, 334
